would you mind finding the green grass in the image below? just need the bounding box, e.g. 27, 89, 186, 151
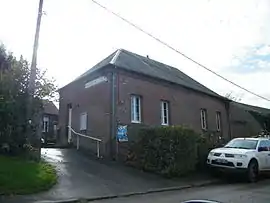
0, 155, 57, 195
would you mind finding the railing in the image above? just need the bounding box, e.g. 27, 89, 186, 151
67, 126, 102, 158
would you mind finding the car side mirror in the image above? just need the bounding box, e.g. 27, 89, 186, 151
258, 147, 268, 152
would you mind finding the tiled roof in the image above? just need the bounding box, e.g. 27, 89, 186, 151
73, 49, 223, 98
43, 100, 58, 115
232, 102, 270, 116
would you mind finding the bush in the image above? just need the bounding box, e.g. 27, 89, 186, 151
196, 132, 228, 170
127, 126, 200, 178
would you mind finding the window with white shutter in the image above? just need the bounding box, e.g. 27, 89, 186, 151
161, 101, 169, 125
216, 111, 221, 131
80, 112, 87, 130
200, 109, 207, 130
131, 95, 141, 123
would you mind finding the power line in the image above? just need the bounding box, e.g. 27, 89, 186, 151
91, 0, 270, 102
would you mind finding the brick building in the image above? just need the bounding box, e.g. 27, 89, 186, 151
58, 49, 232, 157
42, 100, 58, 144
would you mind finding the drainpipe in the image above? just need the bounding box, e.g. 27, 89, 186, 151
110, 69, 117, 159
225, 101, 232, 140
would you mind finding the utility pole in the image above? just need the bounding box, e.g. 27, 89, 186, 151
27, 0, 44, 158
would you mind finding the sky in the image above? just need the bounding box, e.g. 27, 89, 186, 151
0, 0, 270, 108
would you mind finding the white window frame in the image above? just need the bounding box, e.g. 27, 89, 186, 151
80, 112, 87, 131
216, 111, 221, 132
200, 109, 207, 130
161, 101, 169, 126
131, 95, 141, 123
43, 116, 49, 132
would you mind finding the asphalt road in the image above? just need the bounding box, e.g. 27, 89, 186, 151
0, 148, 216, 203
91, 179, 270, 203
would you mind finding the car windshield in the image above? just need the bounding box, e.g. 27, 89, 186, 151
224, 139, 258, 149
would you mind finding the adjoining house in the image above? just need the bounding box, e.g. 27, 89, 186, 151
230, 101, 270, 138
42, 100, 59, 144
58, 49, 231, 158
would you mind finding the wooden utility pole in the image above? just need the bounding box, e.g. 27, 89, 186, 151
27, 0, 44, 156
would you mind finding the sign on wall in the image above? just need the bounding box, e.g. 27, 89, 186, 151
85, 76, 108, 89
117, 125, 128, 142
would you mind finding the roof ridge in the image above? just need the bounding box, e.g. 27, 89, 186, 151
110, 49, 122, 64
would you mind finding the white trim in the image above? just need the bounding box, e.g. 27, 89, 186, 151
85, 76, 108, 89
80, 112, 87, 130
68, 107, 72, 143
131, 95, 141, 123
43, 116, 49, 132
200, 109, 207, 130
216, 111, 221, 132
110, 49, 121, 64
161, 101, 169, 125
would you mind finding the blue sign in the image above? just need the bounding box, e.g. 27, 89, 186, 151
117, 125, 128, 142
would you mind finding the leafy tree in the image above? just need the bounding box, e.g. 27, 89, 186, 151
0, 44, 56, 154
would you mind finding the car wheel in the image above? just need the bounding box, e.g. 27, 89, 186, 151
247, 160, 258, 183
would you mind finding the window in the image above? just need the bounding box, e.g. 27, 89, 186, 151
131, 95, 141, 123
161, 101, 169, 125
216, 111, 221, 131
80, 112, 87, 130
200, 109, 207, 130
258, 140, 269, 151
225, 139, 258, 150
43, 116, 49, 132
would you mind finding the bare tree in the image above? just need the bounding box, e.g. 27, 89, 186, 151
225, 91, 243, 102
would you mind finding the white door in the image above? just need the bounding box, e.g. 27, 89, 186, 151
257, 140, 269, 170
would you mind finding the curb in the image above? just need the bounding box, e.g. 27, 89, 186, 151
36, 179, 220, 203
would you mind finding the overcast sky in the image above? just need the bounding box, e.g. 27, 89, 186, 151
0, 0, 270, 108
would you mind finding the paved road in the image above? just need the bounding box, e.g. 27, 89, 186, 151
1, 148, 216, 203
91, 179, 270, 203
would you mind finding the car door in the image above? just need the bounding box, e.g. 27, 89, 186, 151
256, 140, 269, 170
265, 140, 270, 170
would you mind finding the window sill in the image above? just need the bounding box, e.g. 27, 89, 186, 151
131, 120, 141, 124
161, 123, 169, 126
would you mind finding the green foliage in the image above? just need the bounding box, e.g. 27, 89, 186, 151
127, 126, 229, 177
196, 132, 226, 170
128, 126, 200, 178
0, 155, 57, 195
0, 43, 56, 154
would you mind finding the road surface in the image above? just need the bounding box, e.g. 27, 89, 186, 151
91, 179, 270, 203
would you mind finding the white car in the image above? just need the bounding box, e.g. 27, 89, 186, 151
207, 137, 270, 182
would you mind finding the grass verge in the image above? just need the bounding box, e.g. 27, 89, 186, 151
0, 155, 57, 195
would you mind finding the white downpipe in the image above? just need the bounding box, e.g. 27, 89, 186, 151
68, 108, 72, 143
67, 126, 102, 158
77, 135, 80, 150
97, 141, 100, 158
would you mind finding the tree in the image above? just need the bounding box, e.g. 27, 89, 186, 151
225, 91, 242, 102
0, 44, 56, 154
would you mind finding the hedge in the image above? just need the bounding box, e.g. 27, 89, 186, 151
126, 126, 226, 178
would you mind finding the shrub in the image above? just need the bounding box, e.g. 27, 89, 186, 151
128, 126, 200, 178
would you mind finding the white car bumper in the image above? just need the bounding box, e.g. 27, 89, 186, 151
207, 156, 249, 169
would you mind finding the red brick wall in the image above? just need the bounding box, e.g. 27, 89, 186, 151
116, 70, 229, 138
59, 68, 112, 155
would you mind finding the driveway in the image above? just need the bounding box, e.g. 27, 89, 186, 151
1, 148, 217, 203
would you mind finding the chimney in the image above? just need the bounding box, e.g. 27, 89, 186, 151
146, 55, 149, 58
